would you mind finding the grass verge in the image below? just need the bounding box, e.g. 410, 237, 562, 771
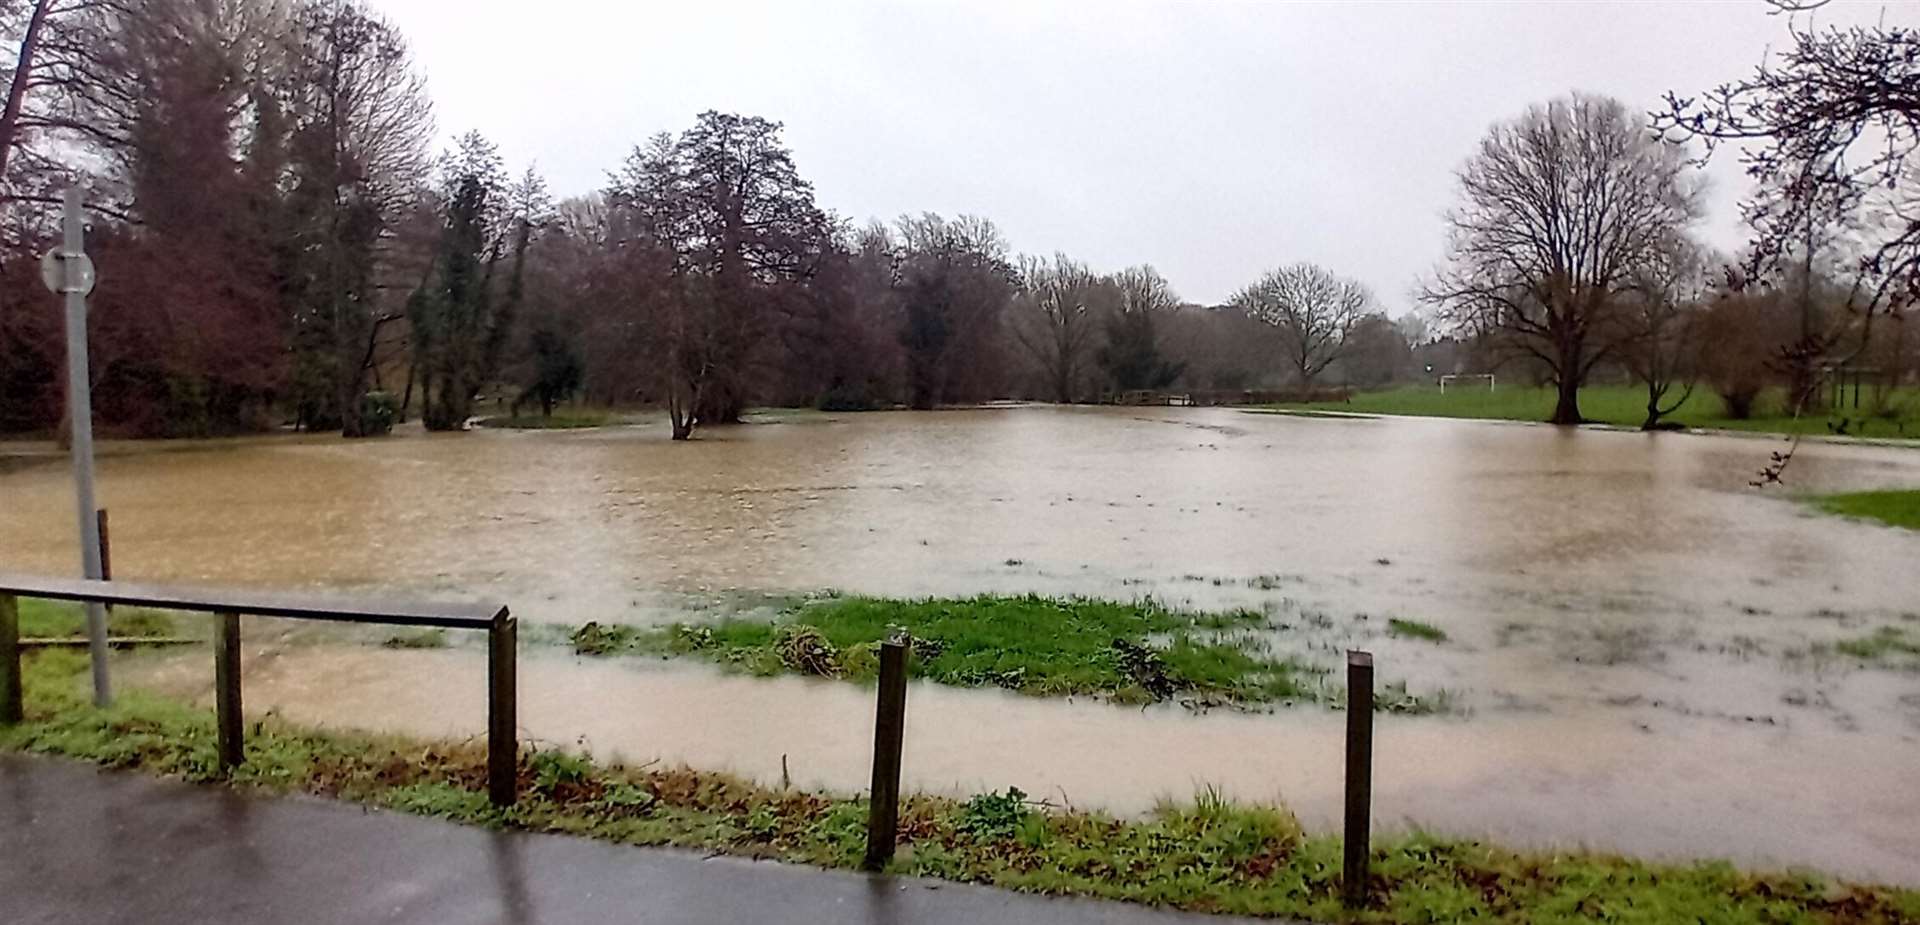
562, 595, 1442, 712
2, 650, 1914, 923
1811, 490, 1920, 531
1252, 384, 1920, 439
17, 599, 175, 639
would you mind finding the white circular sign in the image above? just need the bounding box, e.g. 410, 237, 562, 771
39, 249, 96, 296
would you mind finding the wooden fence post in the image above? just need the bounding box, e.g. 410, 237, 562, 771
1343, 650, 1374, 909
488, 610, 518, 808
213, 612, 243, 770
863, 637, 909, 871
95, 508, 111, 581
96, 509, 112, 620
0, 594, 19, 724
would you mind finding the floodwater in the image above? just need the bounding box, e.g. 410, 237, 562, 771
6, 407, 1920, 883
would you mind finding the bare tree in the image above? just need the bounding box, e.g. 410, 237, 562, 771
607, 113, 828, 437
1657, 6, 1920, 313
1658, 4, 1920, 443
1232, 262, 1369, 390
1622, 238, 1714, 430
1014, 253, 1103, 403
273, 0, 434, 435
1098, 265, 1184, 392
1423, 93, 1704, 424
894, 213, 1014, 409
0, 0, 55, 186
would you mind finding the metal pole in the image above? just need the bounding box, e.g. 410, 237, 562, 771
863, 637, 909, 871
59, 189, 109, 706
1342, 650, 1374, 909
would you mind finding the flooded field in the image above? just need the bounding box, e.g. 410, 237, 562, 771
6, 406, 1920, 883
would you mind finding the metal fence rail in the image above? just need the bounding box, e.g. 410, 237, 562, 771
0, 573, 518, 807
0, 572, 1383, 902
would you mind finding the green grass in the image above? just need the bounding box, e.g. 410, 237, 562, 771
1815, 627, 1920, 670
567, 595, 1424, 710
16, 599, 175, 639
1254, 384, 1920, 438
1387, 619, 1448, 643
1812, 490, 1920, 531
3, 649, 1916, 923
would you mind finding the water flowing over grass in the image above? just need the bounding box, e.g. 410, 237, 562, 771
1812, 490, 1920, 531
1386, 619, 1448, 643
1810, 627, 1920, 671
1254, 384, 1920, 438
3, 649, 1915, 923
475, 411, 616, 429
563, 594, 1440, 711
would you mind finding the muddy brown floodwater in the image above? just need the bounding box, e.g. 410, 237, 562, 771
5, 407, 1920, 884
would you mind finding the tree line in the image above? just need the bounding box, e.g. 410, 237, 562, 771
5, 0, 1905, 439
0, 0, 1443, 440
1420, 2, 1920, 430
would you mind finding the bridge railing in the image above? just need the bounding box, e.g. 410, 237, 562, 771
0, 573, 518, 806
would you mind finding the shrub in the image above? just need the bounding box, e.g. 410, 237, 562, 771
816, 382, 888, 412
358, 390, 399, 436
1696, 292, 1792, 420
955, 787, 1029, 838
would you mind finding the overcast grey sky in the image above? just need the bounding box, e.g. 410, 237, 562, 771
366, 0, 1902, 310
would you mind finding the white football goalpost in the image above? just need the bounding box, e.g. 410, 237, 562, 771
1438, 374, 1495, 394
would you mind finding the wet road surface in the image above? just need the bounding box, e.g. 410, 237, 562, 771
0, 754, 1268, 925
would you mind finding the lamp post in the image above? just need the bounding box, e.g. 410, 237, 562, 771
40, 188, 108, 705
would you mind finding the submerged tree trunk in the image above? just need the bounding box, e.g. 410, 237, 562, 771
339, 392, 365, 437
399, 355, 416, 422
694, 377, 744, 426
1641, 380, 1694, 431
1548, 329, 1586, 425
1549, 374, 1583, 426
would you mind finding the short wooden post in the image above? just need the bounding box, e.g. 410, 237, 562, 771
95, 508, 112, 581
214, 612, 243, 770
0, 594, 20, 724
1343, 650, 1374, 909
863, 637, 909, 871
488, 611, 518, 808
96, 509, 113, 618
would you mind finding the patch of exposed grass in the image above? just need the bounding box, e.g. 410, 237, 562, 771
16, 599, 175, 639
381, 629, 449, 649
1387, 618, 1448, 643
574, 595, 1425, 709
1815, 627, 1920, 670
1812, 490, 1920, 531
1252, 383, 1920, 438
1257, 409, 1379, 421
3, 650, 1915, 923
476, 411, 613, 429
